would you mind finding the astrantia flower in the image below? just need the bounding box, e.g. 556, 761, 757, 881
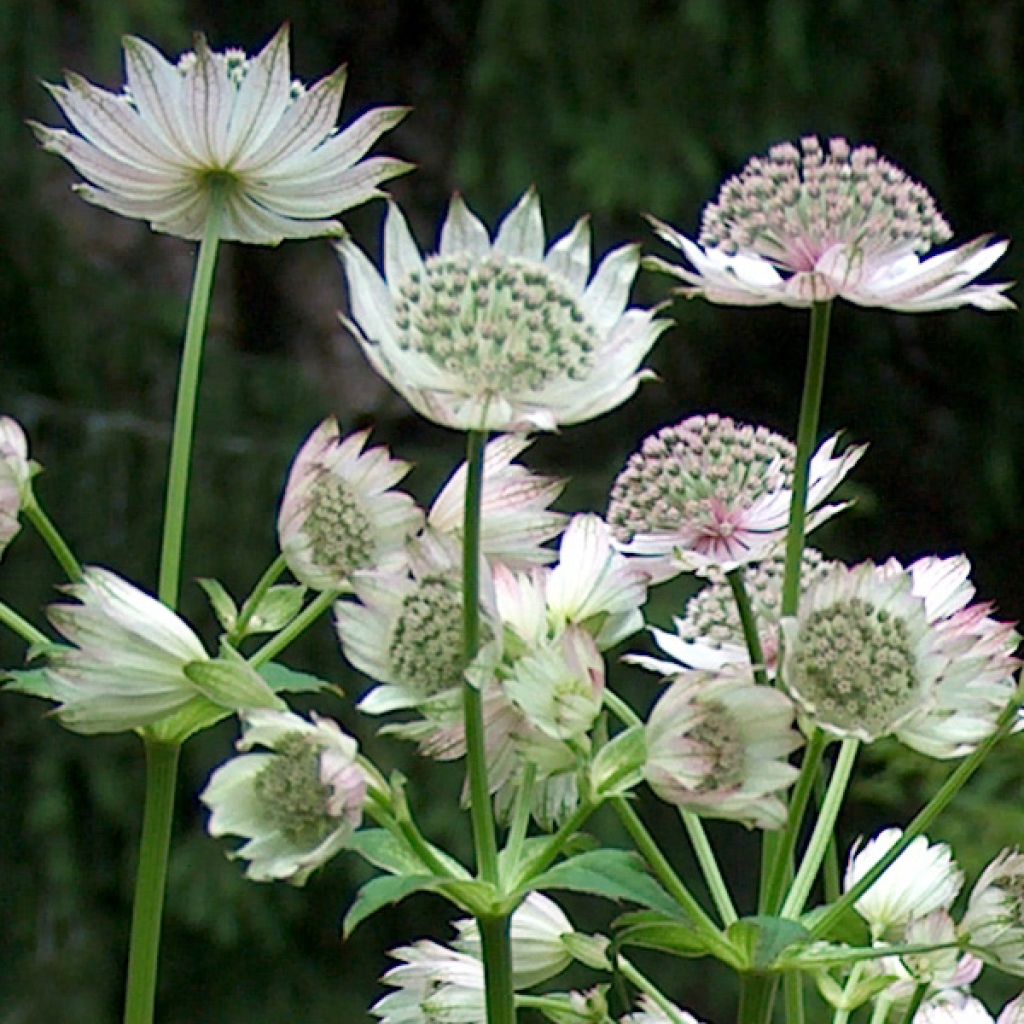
646, 135, 1013, 312
337, 191, 670, 431
201, 708, 366, 884
428, 434, 567, 568
643, 665, 802, 829
0, 416, 35, 558
627, 549, 835, 677
34, 24, 410, 244
916, 994, 1024, 1024
845, 828, 963, 939
277, 419, 422, 590
43, 567, 214, 733
621, 996, 704, 1024
607, 413, 864, 576
371, 941, 486, 1023
961, 849, 1024, 976
454, 892, 574, 988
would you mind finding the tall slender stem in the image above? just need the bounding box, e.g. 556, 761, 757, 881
157, 204, 222, 608
247, 589, 339, 669
781, 738, 859, 918
479, 915, 516, 1024
123, 739, 180, 1024
616, 957, 691, 1024
680, 811, 738, 926
0, 599, 50, 647
727, 569, 767, 686
737, 974, 779, 1024
229, 553, 288, 644
24, 499, 82, 581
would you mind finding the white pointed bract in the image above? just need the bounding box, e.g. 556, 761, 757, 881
337, 191, 670, 431
607, 414, 864, 577
0, 416, 34, 559
643, 664, 802, 829
371, 941, 486, 1023
277, 419, 422, 591
201, 709, 366, 884
915, 994, 1024, 1024
34, 25, 410, 244
961, 849, 1024, 976
647, 135, 1013, 312
845, 828, 963, 939
621, 996, 704, 1024
43, 567, 212, 733
454, 892, 574, 988
781, 557, 1020, 752
429, 434, 567, 568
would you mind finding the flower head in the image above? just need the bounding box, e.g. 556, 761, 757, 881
915, 994, 1024, 1024
34, 25, 410, 244
277, 419, 422, 590
643, 664, 802, 829
607, 413, 863, 576
201, 708, 366, 884
845, 828, 963, 939
0, 416, 35, 559
337, 191, 669, 431
371, 941, 486, 1023
647, 135, 1013, 312
621, 996, 704, 1024
43, 567, 214, 733
962, 849, 1024, 976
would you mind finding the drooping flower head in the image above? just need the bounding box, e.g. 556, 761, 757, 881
643, 664, 803, 829
607, 413, 863, 576
34, 24, 410, 243
647, 135, 1013, 311
961, 849, 1024, 976
337, 191, 670, 431
277, 419, 422, 591
0, 416, 35, 559
371, 941, 486, 1023
202, 708, 367, 884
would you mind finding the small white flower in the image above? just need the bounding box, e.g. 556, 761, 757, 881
201, 708, 366, 884
961, 849, 1024, 976
337, 191, 669, 431
370, 941, 486, 1023
454, 892, 575, 988
607, 413, 863, 577
34, 25, 410, 244
428, 434, 567, 568
643, 664, 802, 829
0, 416, 35, 559
43, 567, 212, 733
621, 995, 704, 1024
277, 419, 422, 591
915, 995, 997, 1024
845, 828, 963, 939
647, 135, 1013, 312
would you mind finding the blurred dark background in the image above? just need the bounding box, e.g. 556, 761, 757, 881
2, 1, 1023, 1021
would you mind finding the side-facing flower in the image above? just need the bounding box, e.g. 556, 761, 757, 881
337, 191, 670, 431
277, 418, 422, 590
646, 135, 1013, 312
428, 433, 567, 568
43, 567, 213, 732
916, 994, 1024, 1024
621, 996, 704, 1024
643, 664, 802, 829
201, 708, 366, 884
607, 413, 864, 577
845, 828, 963, 939
34, 24, 410, 243
371, 941, 486, 1023
961, 849, 1024, 976
0, 416, 35, 558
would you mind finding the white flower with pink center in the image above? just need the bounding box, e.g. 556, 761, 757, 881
607, 413, 864, 577
646, 135, 1012, 312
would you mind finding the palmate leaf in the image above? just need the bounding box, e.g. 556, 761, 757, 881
614, 908, 713, 959
725, 915, 812, 971
347, 828, 470, 880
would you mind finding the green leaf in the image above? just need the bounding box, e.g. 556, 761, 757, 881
800, 901, 870, 947
590, 725, 646, 798
146, 695, 233, 745
3, 666, 58, 700
726, 915, 812, 971
529, 849, 679, 916
183, 658, 284, 711
256, 661, 342, 697
342, 874, 442, 938
197, 577, 238, 632
348, 829, 469, 880
613, 908, 714, 959
240, 584, 307, 635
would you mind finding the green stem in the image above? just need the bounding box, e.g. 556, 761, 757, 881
781, 738, 859, 919
604, 689, 642, 728
503, 762, 537, 875
0, 599, 50, 647
818, 766, 842, 904
831, 961, 865, 1024
680, 811, 738, 926
365, 800, 454, 879
515, 798, 598, 885
228, 553, 288, 644
871, 995, 895, 1024
24, 499, 82, 581
784, 972, 805, 1024
247, 589, 338, 669
780, 299, 833, 620
727, 569, 767, 686
611, 797, 733, 962
479, 915, 516, 1024
810, 694, 1021, 939
157, 204, 222, 609
896, 985, 926, 1024
617, 957, 691, 1024
762, 728, 828, 915
737, 973, 779, 1024
123, 739, 180, 1024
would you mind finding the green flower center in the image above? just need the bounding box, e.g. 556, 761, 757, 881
388, 576, 468, 697
690, 699, 745, 791
793, 597, 920, 737
304, 476, 375, 578
392, 254, 599, 394
253, 734, 336, 847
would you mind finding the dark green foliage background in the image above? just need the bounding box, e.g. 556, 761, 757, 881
1, 1, 1023, 1020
